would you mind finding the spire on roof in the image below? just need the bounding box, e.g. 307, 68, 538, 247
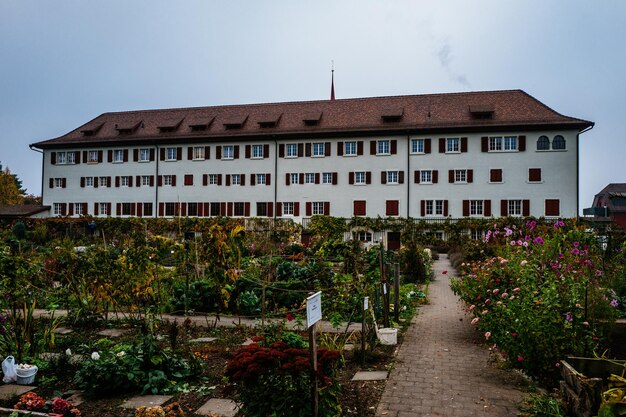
330, 61, 335, 101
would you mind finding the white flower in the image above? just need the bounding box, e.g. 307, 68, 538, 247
116, 351, 126, 358
91, 351, 100, 360
65, 348, 72, 356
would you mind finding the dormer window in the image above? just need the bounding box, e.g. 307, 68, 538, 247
258, 113, 282, 128
381, 108, 403, 122
115, 121, 141, 135
303, 112, 322, 126
469, 105, 494, 119
80, 122, 104, 137
188, 117, 214, 132
157, 119, 183, 133
223, 115, 248, 129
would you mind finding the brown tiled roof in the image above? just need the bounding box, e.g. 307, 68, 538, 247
0, 205, 50, 218
31, 90, 593, 149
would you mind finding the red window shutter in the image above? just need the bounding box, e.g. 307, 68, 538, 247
127, 176, 133, 187
266, 173, 271, 185
158, 176, 163, 187
461, 137, 468, 152
226, 175, 231, 186
176, 147, 182, 160
51, 152, 57, 164
294, 202, 300, 216
227, 202, 233, 216
203, 202, 210, 216
240, 174, 246, 186
220, 202, 226, 215
306, 202, 312, 216
298, 144, 304, 157
159, 203, 164, 217
171, 175, 176, 186
391, 140, 397, 155
80, 177, 85, 188
136, 176, 140, 187
98, 151, 103, 163
349, 172, 354, 184
501, 200, 508, 217
519, 135, 526, 151
123, 150, 128, 162
134, 149, 138, 161
370, 140, 376, 155
216, 146, 222, 159
414, 170, 420, 184
463, 200, 470, 216
325, 142, 331, 156
354, 200, 366, 216
94, 202, 99, 215
94, 178, 99, 188
425, 139, 431, 154
234, 146, 240, 159
217, 174, 222, 185
337, 142, 343, 156
366, 172, 371, 184
115, 176, 120, 187
386, 200, 398, 216
399, 171, 404, 184
250, 174, 255, 186
299, 173, 304, 184
49, 178, 54, 188
484, 200, 492, 217
481, 137, 489, 152
106, 203, 111, 215
108, 150, 113, 163
315, 173, 320, 184
150, 149, 155, 161
245, 145, 251, 159
264, 144, 269, 158
276, 202, 282, 216
205, 146, 210, 159
150, 176, 154, 187
116, 203, 121, 216
68, 203, 74, 216
75, 151, 81, 164
332, 172, 338, 185
433, 170, 438, 184
381, 171, 387, 184
62, 178, 66, 188
160, 148, 166, 161
285, 173, 290, 185
439, 138, 445, 153
188, 147, 193, 160
60, 203, 67, 216
357, 141, 364, 155
107, 177, 111, 187
420, 200, 425, 217
184, 174, 193, 186
267, 202, 273, 217
523, 200, 530, 216
82, 203, 88, 215
468, 170, 474, 183
490, 169, 502, 183
82, 150, 88, 162
443, 200, 449, 217
305, 143, 312, 156
448, 170, 454, 183
130, 203, 136, 216
137, 203, 143, 217
529, 168, 542, 182
279, 144, 285, 157
545, 199, 560, 216
323, 202, 330, 215
180, 203, 186, 217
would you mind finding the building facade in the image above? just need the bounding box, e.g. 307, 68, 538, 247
31, 90, 593, 222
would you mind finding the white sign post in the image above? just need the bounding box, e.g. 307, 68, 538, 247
306, 291, 322, 417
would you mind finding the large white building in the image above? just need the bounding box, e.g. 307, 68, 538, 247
31, 90, 593, 222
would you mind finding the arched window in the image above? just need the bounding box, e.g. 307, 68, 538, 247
537, 135, 550, 150
552, 135, 566, 150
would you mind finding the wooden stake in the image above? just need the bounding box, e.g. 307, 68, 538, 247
309, 322, 318, 417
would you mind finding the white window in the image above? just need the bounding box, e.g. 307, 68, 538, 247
252, 145, 264, 159
113, 150, 124, 163
232, 174, 241, 185
508, 200, 522, 216
489, 136, 517, 152
256, 174, 266, 185
53, 203, 63, 216
411, 139, 424, 154
208, 174, 219, 185
286, 144, 298, 157
470, 200, 484, 216
322, 172, 333, 184
163, 175, 173, 186
121, 176, 130, 187
56, 152, 66, 164
193, 146, 205, 160
166, 147, 177, 161
141, 176, 151, 186
377, 140, 390, 155
455, 170, 467, 183
283, 202, 294, 216
66, 152, 76, 164
99, 203, 109, 215
355, 171, 366, 185
88, 151, 99, 163
312, 143, 325, 157
139, 148, 150, 162
471, 230, 483, 240
420, 170, 432, 184
387, 171, 399, 184
345, 142, 357, 156
54, 178, 64, 188
99, 177, 108, 187
222, 145, 234, 160
85, 177, 94, 187
355, 231, 373, 242
305, 173, 315, 184
290, 173, 299, 184
425, 200, 444, 216
74, 204, 84, 216
312, 202, 325, 215
447, 138, 460, 153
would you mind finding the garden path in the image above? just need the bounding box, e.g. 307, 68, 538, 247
376, 254, 528, 417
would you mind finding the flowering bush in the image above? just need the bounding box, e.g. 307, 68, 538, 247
13, 393, 81, 416
51, 397, 81, 416
135, 402, 185, 417
451, 219, 616, 382
14, 392, 46, 411
225, 336, 342, 417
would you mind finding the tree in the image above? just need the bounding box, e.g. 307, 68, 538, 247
0, 164, 24, 205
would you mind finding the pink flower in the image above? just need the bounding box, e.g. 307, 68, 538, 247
501, 292, 508, 298
511, 332, 518, 337
485, 299, 491, 305
469, 305, 476, 311
285, 313, 295, 322
492, 289, 500, 295
485, 331, 491, 339
471, 317, 480, 325
517, 356, 524, 362
513, 287, 520, 293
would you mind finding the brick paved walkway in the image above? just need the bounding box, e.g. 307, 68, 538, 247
376, 254, 528, 416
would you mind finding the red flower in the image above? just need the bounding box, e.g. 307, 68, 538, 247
286, 313, 295, 322
442, 270, 448, 275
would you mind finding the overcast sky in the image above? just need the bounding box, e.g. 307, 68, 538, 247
1, 1, 624, 210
